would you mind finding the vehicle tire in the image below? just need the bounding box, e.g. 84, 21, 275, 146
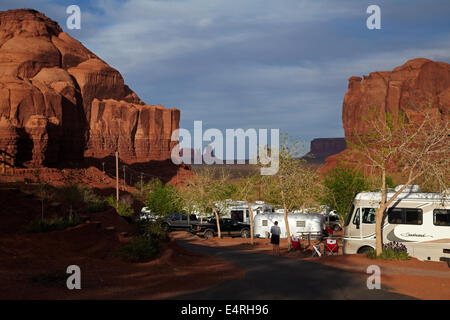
204, 230, 214, 239
240, 229, 250, 238
357, 246, 373, 254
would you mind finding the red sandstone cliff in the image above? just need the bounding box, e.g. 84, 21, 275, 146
322, 58, 450, 173
0, 9, 180, 167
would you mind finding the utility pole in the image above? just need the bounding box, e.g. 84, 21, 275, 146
115, 151, 119, 212
123, 165, 126, 188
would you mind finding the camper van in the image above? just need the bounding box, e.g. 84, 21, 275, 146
343, 186, 450, 262
254, 212, 325, 239
219, 200, 273, 224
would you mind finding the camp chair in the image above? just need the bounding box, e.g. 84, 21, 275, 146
325, 238, 339, 255
291, 236, 301, 250
312, 243, 322, 257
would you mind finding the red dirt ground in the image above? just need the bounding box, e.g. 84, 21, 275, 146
0, 187, 244, 299
178, 233, 450, 300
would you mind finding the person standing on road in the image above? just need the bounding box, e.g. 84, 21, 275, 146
270, 221, 281, 255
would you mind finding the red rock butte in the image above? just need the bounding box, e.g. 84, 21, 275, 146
322, 58, 450, 173
0, 9, 180, 167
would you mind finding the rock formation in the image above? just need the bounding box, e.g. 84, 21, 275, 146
303, 138, 346, 164
322, 58, 450, 173
0, 9, 180, 167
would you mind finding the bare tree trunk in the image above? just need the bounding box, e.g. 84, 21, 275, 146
283, 202, 292, 250
247, 203, 254, 245
212, 207, 222, 239
376, 169, 387, 255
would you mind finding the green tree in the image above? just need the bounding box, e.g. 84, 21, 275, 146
322, 164, 368, 224
145, 184, 183, 217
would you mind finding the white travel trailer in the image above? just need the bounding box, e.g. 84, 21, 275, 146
343, 186, 450, 262
219, 200, 273, 224
254, 212, 325, 239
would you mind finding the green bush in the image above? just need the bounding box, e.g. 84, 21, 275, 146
84, 200, 109, 213
105, 195, 134, 217
366, 248, 410, 261
25, 214, 81, 233
142, 221, 168, 242
114, 235, 160, 262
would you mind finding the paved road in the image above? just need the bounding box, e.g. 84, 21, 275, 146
172, 240, 415, 300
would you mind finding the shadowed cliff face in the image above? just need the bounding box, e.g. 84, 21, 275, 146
321, 58, 450, 174
0, 9, 179, 167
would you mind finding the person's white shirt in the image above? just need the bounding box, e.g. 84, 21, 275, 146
270, 225, 281, 236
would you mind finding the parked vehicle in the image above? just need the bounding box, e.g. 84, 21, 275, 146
190, 218, 251, 239
324, 211, 342, 231
218, 200, 273, 223
139, 207, 158, 221
253, 212, 325, 239
161, 212, 198, 231
343, 185, 450, 262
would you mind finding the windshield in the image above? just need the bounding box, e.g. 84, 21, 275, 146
344, 204, 355, 226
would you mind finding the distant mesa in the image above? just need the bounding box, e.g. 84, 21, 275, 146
303, 138, 346, 164
321, 58, 450, 174
0, 9, 179, 167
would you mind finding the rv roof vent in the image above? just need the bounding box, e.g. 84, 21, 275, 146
255, 201, 264, 204
394, 185, 421, 193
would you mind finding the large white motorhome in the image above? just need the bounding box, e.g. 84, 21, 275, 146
343, 186, 450, 262
254, 212, 325, 239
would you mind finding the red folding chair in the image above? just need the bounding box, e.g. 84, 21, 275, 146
325, 238, 339, 255
291, 236, 301, 250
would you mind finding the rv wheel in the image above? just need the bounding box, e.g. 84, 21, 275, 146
357, 246, 373, 254
333, 225, 341, 231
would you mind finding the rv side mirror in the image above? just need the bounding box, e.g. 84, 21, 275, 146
356, 224, 360, 229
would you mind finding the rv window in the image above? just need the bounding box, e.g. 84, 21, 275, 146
434, 209, 450, 226
296, 221, 305, 227
362, 208, 376, 224
388, 208, 423, 225
405, 209, 422, 225
352, 208, 360, 225
345, 205, 355, 226
246, 210, 249, 218
262, 220, 268, 226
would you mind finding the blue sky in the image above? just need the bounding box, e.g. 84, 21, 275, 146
2, 0, 450, 154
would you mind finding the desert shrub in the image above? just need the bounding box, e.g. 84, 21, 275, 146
84, 199, 108, 213
142, 221, 168, 242
366, 242, 410, 261
25, 214, 80, 233
105, 195, 134, 217
114, 235, 160, 262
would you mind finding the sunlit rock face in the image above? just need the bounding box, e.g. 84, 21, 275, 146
0, 9, 179, 166
321, 58, 450, 174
